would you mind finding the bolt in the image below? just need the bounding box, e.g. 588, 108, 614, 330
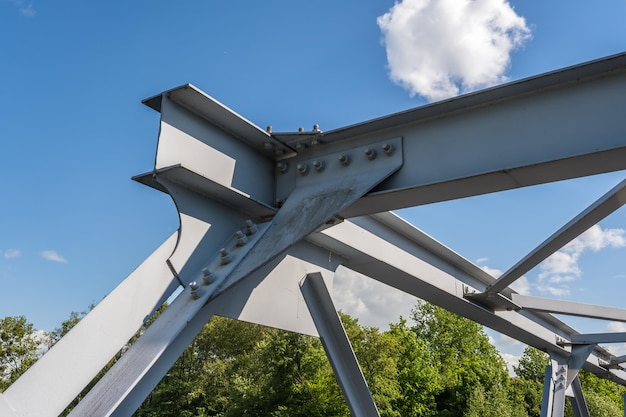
220, 248, 232, 265
189, 281, 200, 299
298, 127, 304, 132
297, 163, 309, 175
313, 124, 320, 132
266, 126, 273, 133
275, 199, 285, 208
313, 160, 324, 172
245, 220, 258, 235
263, 142, 274, 150
235, 231, 248, 247
365, 148, 377, 160
276, 161, 289, 173
202, 268, 215, 285
382, 143, 393, 155
339, 154, 350, 166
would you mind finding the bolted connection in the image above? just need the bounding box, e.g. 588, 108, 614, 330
235, 231, 249, 247
338, 154, 350, 166
245, 220, 258, 236
276, 161, 289, 173
189, 281, 200, 299
382, 143, 394, 155
365, 148, 377, 160
220, 248, 232, 265
297, 163, 309, 175
202, 268, 215, 285
313, 160, 324, 172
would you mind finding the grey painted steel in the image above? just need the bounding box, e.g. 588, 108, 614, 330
6, 52, 626, 415
512, 294, 626, 322
569, 376, 590, 417
567, 345, 596, 386
1, 233, 180, 417
70, 242, 339, 417
551, 358, 568, 417
540, 364, 555, 417
316, 53, 626, 217
309, 213, 626, 385
571, 333, 626, 345
301, 273, 381, 417
487, 178, 626, 294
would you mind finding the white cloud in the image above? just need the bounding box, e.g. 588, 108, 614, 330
4, 0, 36, 17
476, 257, 489, 264
40, 250, 68, 263
537, 225, 625, 292
333, 267, 417, 329
377, 0, 530, 101
3, 248, 21, 259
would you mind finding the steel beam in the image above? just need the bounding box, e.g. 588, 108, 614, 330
569, 376, 590, 417
571, 333, 626, 345
68, 242, 341, 417
487, 178, 626, 294
300, 272, 380, 417
307, 212, 626, 384
0, 233, 180, 417
512, 294, 626, 322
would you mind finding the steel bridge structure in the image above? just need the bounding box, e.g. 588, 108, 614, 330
2, 52, 626, 417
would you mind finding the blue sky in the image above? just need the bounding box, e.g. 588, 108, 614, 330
2, 0, 626, 368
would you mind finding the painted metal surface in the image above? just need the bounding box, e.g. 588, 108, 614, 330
311, 213, 626, 385
301, 273, 380, 417
4, 52, 626, 417
1, 233, 180, 417
512, 294, 626, 321
487, 178, 626, 294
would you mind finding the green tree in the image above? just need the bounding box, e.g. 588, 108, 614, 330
0, 316, 40, 391
514, 346, 549, 383
410, 302, 511, 417
389, 318, 441, 416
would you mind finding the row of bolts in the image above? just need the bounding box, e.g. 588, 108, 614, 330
189, 220, 258, 299
276, 143, 394, 176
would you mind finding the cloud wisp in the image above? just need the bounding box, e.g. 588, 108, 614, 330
3, 248, 21, 259
535, 225, 625, 296
3, 0, 36, 17
377, 0, 531, 101
40, 250, 68, 263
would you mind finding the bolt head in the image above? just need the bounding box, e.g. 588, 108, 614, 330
339, 154, 350, 166
296, 163, 309, 175
382, 143, 393, 154
365, 148, 377, 160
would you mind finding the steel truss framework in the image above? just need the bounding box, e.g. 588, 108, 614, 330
2, 52, 626, 417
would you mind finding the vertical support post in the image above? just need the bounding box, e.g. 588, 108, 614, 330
300, 272, 381, 417
569, 376, 590, 417
540, 356, 568, 417
540, 363, 555, 417
552, 360, 568, 417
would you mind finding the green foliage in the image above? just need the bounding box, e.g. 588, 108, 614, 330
6, 300, 626, 417
411, 302, 511, 417
0, 316, 40, 391
514, 346, 549, 383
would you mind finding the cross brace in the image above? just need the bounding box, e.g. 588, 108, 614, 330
3, 52, 626, 417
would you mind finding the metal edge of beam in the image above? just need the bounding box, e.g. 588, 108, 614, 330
486, 178, 626, 294
307, 214, 626, 385
512, 294, 626, 322
571, 333, 626, 345
315, 52, 626, 144
300, 272, 381, 417
142, 83, 294, 158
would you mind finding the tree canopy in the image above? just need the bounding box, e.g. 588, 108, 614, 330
2, 302, 625, 416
